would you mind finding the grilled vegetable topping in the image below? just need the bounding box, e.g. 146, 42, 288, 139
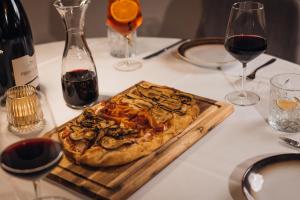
151, 107, 173, 123
137, 85, 162, 101
84, 131, 96, 140
175, 92, 193, 104
151, 86, 174, 97
106, 127, 138, 139
101, 136, 134, 150
158, 98, 181, 111
70, 131, 85, 141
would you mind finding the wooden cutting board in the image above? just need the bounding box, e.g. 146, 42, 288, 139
45, 83, 234, 200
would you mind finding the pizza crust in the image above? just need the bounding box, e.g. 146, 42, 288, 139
80, 134, 163, 167
59, 129, 89, 163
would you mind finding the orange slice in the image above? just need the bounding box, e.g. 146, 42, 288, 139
110, 0, 139, 23
276, 98, 299, 111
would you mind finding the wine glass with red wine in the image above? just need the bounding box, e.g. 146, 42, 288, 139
224, 1, 267, 106
0, 138, 67, 199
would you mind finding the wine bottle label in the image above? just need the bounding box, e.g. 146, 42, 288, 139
12, 53, 39, 87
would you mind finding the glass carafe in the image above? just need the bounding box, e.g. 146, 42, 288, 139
54, 0, 99, 109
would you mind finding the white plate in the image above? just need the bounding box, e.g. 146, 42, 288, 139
242, 153, 300, 200
177, 38, 236, 68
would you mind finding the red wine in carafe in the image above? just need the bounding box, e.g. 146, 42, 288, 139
61, 69, 99, 107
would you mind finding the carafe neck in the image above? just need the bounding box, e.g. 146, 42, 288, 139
54, 0, 89, 33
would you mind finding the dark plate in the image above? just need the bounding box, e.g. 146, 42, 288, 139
177, 37, 236, 68
242, 153, 300, 200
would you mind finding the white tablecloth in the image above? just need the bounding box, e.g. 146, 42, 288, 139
0, 37, 299, 200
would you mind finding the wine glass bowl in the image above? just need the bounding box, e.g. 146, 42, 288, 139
106, 0, 143, 71
225, 35, 267, 64
0, 138, 64, 199
224, 1, 267, 106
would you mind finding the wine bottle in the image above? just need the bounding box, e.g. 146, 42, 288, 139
0, 0, 39, 96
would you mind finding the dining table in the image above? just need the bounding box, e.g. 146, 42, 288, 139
0, 37, 300, 200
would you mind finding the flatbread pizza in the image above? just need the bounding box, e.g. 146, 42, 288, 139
58, 81, 200, 167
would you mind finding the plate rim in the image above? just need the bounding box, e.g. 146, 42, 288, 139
177, 37, 236, 68
241, 153, 300, 199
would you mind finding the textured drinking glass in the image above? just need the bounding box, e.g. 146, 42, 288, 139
268, 73, 300, 133
6, 85, 44, 135
107, 27, 137, 58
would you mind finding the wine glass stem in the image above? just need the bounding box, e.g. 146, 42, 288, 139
33, 180, 41, 199
125, 35, 130, 60
242, 62, 247, 96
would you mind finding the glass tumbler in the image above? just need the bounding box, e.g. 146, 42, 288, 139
268, 73, 300, 133
107, 27, 137, 58
6, 85, 44, 136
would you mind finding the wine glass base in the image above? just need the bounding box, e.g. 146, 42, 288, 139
114, 60, 142, 72
225, 90, 260, 106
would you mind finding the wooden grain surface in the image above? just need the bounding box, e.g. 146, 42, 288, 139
45, 83, 234, 200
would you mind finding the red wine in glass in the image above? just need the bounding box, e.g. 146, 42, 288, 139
224, 1, 267, 106
1, 138, 62, 179
0, 138, 63, 199
225, 35, 267, 63
61, 69, 99, 109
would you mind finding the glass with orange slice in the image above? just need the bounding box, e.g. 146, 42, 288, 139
268, 73, 300, 133
106, 0, 143, 71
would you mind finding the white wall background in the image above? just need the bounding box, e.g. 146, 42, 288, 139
22, 0, 202, 44
22, 0, 300, 64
